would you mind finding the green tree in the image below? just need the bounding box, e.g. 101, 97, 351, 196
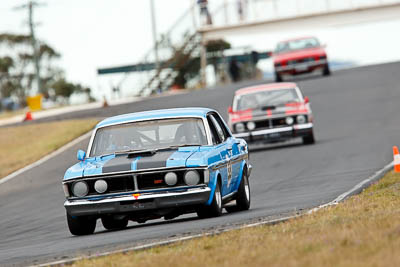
0, 33, 61, 102
172, 39, 231, 88
51, 78, 93, 101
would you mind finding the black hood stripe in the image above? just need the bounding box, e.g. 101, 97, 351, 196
136, 149, 177, 170
103, 156, 132, 173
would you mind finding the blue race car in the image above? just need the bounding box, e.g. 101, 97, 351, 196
63, 108, 252, 235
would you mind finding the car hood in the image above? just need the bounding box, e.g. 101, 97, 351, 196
229, 103, 309, 123
64, 147, 210, 180
273, 47, 326, 62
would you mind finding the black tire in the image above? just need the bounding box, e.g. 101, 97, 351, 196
67, 212, 96, 236
302, 131, 315, 145
323, 64, 331, 76
275, 72, 283, 82
101, 216, 128, 230
197, 180, 222, 218
225, 170, 251, 213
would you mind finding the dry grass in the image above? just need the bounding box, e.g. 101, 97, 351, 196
72, 171, 400, 267
0, 109, 26, 119
0, 119, 98, 179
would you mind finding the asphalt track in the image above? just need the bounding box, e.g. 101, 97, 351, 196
1, 62, 399, 266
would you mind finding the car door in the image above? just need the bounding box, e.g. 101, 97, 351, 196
211, 113, 238, 195
212, 113, 242, 191
208, 113, 232, 196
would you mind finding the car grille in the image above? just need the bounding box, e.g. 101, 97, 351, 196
137, 170, 189, 190
252, 116, 307, 130
287, 57, 314, 65
255, 117, 290, 129
86, 175, 135, 195
67, 169, 205, 197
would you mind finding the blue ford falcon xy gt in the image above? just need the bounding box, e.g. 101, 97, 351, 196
63, 108, 252, 235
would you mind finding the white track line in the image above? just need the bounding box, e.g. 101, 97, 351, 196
308, 160, 394, 214
31, 216, 298, 267
0, 131, 92, 186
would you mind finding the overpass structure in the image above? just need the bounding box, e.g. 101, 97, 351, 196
97, 0, 400, 97
200, 0, 400, 40
197, 0, 400, 83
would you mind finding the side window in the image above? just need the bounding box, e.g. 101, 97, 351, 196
210, 115, 226, 143
207, 116, 220, 145
213, 113, 232, 138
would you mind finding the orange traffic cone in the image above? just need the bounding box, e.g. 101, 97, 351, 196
393, 146, 400, 173
23, 111, 33, 122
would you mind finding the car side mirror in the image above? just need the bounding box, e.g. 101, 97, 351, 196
228, 106, 233, 114
304, 96, 309, 104
77, 150, 86, 161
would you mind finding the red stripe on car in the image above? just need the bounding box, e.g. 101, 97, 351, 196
230, 109, 253, 123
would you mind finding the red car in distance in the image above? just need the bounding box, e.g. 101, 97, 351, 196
273, 36, 330, 82
228, 82, 315, 145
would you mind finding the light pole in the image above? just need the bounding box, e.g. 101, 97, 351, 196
150, 0, 160, 72
14, 0, 44, 95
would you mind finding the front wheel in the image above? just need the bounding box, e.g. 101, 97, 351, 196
67, 212, 96, 236
323, 64, 331, 76
275, 72, 283, 82
302, 131, 315, 145
197, 181, 222, 218
101, 216, 128, 230
225, 170, 251, 213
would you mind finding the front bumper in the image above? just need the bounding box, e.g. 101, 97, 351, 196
64, 186, 211, 217
233, 123, 313, 143
276, 59, 327, 74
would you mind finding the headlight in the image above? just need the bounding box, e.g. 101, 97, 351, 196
72, 181, 89, 197
165, 172, 178, 186
235, 123, 245, 133
297, 115, 306, 124
94, 179, 108, 193
247, 121, 256, 130
184, 170, 200, 186
285, 117, 294, 125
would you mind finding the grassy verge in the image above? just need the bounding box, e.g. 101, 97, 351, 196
73, 171, 400, 267
0, 119, 98, 179
0, 109, 26, 120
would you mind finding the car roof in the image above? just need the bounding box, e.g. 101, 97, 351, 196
235, 83, 298, 96
278, 36, 317, 44
96, 107, 214, 128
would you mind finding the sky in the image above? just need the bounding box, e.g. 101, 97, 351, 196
1, 0, 400, 101
0, 0, 193, 99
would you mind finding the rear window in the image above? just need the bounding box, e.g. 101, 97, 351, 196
275, 37, 320, 54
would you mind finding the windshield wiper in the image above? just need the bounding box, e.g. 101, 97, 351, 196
98, 153, 114, 158
168, 144, 201, 148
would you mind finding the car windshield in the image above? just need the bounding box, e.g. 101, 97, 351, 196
90, 118, 207, 157
275, 37, 320, 54
235, 88, 300, 111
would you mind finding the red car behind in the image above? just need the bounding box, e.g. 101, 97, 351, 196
228, 82, 315, 145
273, 36, 330, 82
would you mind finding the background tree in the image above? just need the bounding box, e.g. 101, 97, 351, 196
172, 39, 231, 88
0, 32, 92, 107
